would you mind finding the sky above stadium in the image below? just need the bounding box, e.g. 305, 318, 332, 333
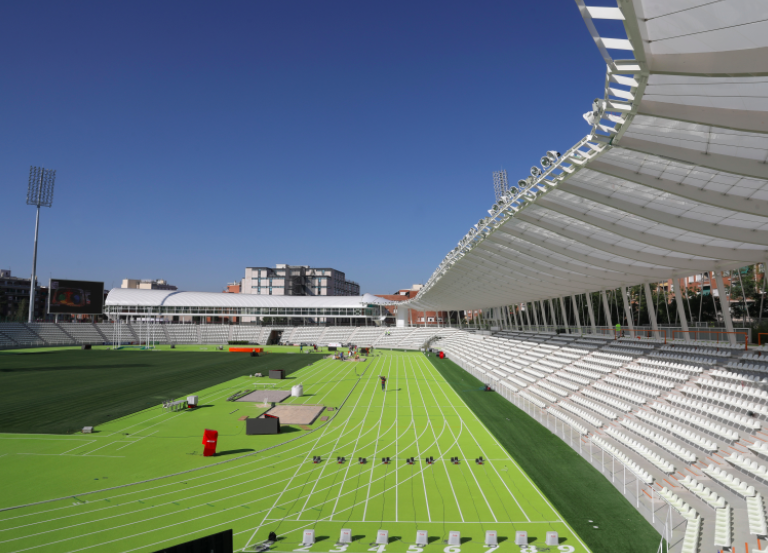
1, 1, 607, 295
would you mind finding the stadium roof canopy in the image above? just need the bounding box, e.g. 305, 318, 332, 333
410, 0, 768, 312
105, 288, 391, 309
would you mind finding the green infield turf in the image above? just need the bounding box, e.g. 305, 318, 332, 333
0, 350, 593, 553
0, 349, 324, 434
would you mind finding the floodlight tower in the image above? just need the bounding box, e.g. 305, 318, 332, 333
493, 169, 508, 202
26, 166, 56, 323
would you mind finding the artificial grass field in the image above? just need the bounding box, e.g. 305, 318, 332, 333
0, 349, 324, 434
0, 349, 655, 553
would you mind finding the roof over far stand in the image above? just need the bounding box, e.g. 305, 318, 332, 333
105, 288, 393, 308
408, 0, 768, 311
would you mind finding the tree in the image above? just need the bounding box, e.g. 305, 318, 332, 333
14, 299, 28, 322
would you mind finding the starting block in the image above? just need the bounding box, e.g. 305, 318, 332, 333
370, 530, 388, 546
382, 457, 391, 465
425, 456, 435, 465
312, 456, 321, 464
475, 457, 484, 465
450, 456, 460, 465
359, 457, 367, 464
406, 457, 415, 465
515, 531, 528, 546
546, 531, 559, 546
445, 531, 460, 546
484, 530, 498, 548
337, 456, 346, 464
336, 529, 352, 546
302, 530, 315, 547
415, 530, 428, 547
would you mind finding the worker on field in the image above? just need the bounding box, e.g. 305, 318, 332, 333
614, 322, 621, 340
380, 375, 387, 391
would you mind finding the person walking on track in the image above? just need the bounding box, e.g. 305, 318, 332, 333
380, 376, 387, 391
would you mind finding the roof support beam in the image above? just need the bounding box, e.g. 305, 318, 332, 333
648, 47, 768, 78
618, 136, 768, 180
638, 100, 768, 135
588, 157, 768, 217
560, 179, 768, 245
534, 200, 768, 263
673, 278, 691, 342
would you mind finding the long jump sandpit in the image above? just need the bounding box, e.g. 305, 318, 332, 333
264, 404, 325, 425
236, 390, 291, 403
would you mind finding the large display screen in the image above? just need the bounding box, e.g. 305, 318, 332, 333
49, 279, 104, 314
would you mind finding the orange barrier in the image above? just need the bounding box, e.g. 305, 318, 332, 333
229, 347, 264, 353
670, 329, 748, 351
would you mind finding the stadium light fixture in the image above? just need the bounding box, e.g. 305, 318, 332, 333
26, 166, 57, 323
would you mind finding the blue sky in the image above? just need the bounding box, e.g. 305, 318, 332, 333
1, 1, 608, 294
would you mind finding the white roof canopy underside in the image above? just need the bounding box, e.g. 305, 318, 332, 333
411, 0, 768, 311
105, 289, 391, 308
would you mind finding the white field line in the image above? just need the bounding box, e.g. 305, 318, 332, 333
1, 363, 384, 536
395, 352, 399, 523
418, 355, 530, 522
243, 353, 384, 547
425, 355, 594, 553
41, 353, 457, 553
59, 441, 96, 455
361, 353, 393, 522
114, 431, 159, 451
413, 356, 495, 523
111, 435, 460, 553
405, 353, 431, 523
407, 354, 464, 522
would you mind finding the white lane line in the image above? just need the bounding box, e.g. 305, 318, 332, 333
115, 431, 159, 451
361, 352, 393, 522
408, 353, 464, 522
59, 441, 96, 455
419, 355, 530, 522
405, 352, 431, 523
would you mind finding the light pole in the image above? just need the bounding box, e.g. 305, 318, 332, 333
26, 166, 56, 323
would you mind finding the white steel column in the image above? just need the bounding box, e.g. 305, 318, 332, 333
620, 285, 635, 338
712, 271, 737, 345
512, 306, 520, 330
559, 297, 570, 334
548, 298, 558, 330
643, 282, 659, 339
674, 278, 691, 342
539, 301, 548, 330
531, 302, 540, 328
571, 295, 583, 334
601, 290, 613, 329
585, 292, 597, 333
523, 304, 531, 330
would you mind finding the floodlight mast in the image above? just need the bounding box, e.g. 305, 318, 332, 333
492, 169, 509, 202
26, 166, 56, 323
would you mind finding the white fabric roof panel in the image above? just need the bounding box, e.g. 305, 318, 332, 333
408, 0, 768, 311
105, 289, 392, 308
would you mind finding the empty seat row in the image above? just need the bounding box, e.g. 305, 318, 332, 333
747, 493, 768, 536
620, 419, 696, 463
605, 428, 675, 473
678, 475, 727, 508
589, 435, 653, 484
680, 386, 768, 416
562, 365, 602, 380
593, 382, 646, 404
527, 386, 558, 404
702, 464, 756, 497
612, 371, 671, 392
538, 381, 569, 398
648, 351, 716, 365
570, 395, 618, 420
555, 370, 590, 386
727, 452, 768, 484
665, 394, 760, 430
650, 403, 729, 445
748, 440, 768, 457
638, 358, 704, 373
546, 408, 588, 435
558, 402, 602, 428
602, 345, 645, 355
581, 389, 632, 412
625, 363, 689, 383
658, 487, 699, 521
662, 344, 730, 357
546, 375, 579, 392
695, 378, 768, 401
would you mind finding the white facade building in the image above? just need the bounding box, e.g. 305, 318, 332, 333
242, 264, 360, 296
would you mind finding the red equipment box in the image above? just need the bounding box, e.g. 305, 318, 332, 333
202, 429, 218, 457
